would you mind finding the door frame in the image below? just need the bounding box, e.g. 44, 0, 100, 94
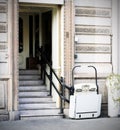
18, 2, 64, 107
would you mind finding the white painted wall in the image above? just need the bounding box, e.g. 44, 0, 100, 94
52, 7, 61, 107
19, 0, 64, 5
60, 5, 64, 77
19, 14, 29, 69
118, 0, 120, 74
112, 0, 119, 73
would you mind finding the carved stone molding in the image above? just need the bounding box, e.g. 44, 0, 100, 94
75, 7, 111, 18
0, 44, 7, 50
0, 23, 7, 33
76, 45, 111, 53
0, 4, 7, 13
75, 26, 111, 35
0, 0, 7, 3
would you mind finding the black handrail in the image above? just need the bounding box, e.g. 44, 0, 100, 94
39, 47, 69, 114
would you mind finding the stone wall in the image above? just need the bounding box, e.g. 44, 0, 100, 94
0, 0, 19, 121
74, 0, 112, 103
0, 0, 9, 121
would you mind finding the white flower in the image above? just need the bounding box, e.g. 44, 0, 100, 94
106, 74, 120, 102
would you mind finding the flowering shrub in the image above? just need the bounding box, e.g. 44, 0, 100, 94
106, 74, 120, 102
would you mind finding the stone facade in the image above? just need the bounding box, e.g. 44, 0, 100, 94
0, 0, 120, 120
74, 0, 113, 103
0, 0, 8, 121
0, 0, 19, 121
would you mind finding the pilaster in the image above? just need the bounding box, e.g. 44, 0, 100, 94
64, 0, 74, 86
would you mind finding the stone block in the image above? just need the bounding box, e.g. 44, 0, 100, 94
0, 81, 5, 108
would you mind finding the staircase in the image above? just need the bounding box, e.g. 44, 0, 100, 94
19, 69, 63, 120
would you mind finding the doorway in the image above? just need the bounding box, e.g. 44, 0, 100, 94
19, 5, 52, 70
18, 4, 62, 106
42, 11, 52, 62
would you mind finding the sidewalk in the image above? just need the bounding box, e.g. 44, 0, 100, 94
0, 117, 120, 130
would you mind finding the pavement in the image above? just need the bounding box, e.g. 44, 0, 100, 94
0, 117, 120, 130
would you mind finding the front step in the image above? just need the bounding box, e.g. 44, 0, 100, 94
19, 97, 53, 104
19, 69, 39, 75
19, 103, 56, 110
19, 80, 43, 86
19, 91, 49, 97
20, 109, 63, 120
19, 69, 63, 120
20, 109, 60, 116
19, 75, 40, 80
19, 86, 47, 92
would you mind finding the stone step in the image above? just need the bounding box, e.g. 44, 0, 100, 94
20, 114, 63, 120
19, 91, 49, 98
19, 109, 63, 120
19, 97, 53, 104
19, 75, 40, 80
19, 103, 56, 110
20, 109, 60, 116
19, 69, 61, 120
19, 86, 47, 92
19, 80, 43, 86
20, 115, 64, 120
19, 69, 39, 75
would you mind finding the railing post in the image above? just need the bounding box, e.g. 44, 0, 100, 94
42, 63, 45, 84
60, 96, 63, 114
41, 63, 43, 79
49, 64, 52, 96
60, 77, 64, 114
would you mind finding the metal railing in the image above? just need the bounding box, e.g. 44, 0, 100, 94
39, 47, 69, 114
